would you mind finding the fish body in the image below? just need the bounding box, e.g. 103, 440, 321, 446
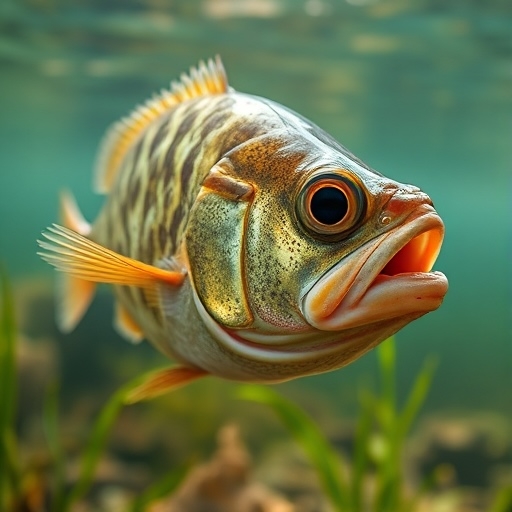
39, 57, 448, 398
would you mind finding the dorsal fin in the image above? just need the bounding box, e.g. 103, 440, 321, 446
94, 56, 229, 194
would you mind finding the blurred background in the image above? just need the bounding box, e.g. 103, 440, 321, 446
1, 0, 511, 509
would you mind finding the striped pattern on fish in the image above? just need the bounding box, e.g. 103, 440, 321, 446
91, 93, 284, 338
93, 95, 265, 262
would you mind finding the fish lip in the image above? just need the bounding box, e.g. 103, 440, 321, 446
302, 204, 448, 331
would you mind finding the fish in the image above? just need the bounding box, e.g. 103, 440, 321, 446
38, 56, 448, 401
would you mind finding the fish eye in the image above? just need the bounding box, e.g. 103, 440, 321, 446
310, 186, 348, 225
297, 171, 366, 241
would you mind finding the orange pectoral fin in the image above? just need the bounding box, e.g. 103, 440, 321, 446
37, 224, 186, 290
126, 366, 208, 403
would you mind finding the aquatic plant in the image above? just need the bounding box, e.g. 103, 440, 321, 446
238, 337, 438, 512
42, 367, 188, 512
0, 270, 19, 510
491, 485, 512, 512
43, 375, 135, 510
0, 269, 187, 511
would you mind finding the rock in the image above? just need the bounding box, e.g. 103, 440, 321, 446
150, 424, 295, 512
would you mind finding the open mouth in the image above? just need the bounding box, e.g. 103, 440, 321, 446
302, 204, 448, 331
380, 222, 442, 276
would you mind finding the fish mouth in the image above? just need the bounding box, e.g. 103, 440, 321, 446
302, 204, 448, 331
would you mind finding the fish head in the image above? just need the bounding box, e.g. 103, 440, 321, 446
184, 131, 448, 380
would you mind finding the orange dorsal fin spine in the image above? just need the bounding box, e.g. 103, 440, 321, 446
125, 366, 208, 403
94, 56, 229, 194
37, 224, 186, 290
56, 192, 95, 332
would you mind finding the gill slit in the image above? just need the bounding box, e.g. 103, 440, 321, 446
239, 188, 254, 328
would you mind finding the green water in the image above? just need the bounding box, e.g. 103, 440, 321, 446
1, 0, 510, 417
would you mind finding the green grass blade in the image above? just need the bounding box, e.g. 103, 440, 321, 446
373, 340, 437, 512
489, 484, 512, 512
0, 269, 16, 430
237, 384, 349, 511
377, 337, 396, 428
373, 337, 401, 512
43, 381, 66, 512
398, 356, 437, 440
1, 429, 21, 508
63, 371, 157, 510
381, 355, 436, 512
351, 388, 376, 511
63, 386, 128, 509
0, 268, 21, 506
129, 462, 190, 512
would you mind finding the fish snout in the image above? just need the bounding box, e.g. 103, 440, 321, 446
380, 185, 435, 223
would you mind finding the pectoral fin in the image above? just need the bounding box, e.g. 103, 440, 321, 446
38, 224, 186, 291
126, 366, 208, 403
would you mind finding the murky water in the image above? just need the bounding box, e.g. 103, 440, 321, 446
1, 0, 511, 421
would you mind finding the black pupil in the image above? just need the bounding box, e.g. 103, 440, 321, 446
310, 186, 348, 225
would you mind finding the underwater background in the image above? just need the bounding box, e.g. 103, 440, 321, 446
1, 0, 511, 510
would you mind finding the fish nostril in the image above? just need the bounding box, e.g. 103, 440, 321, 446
419, 192, 434, 207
